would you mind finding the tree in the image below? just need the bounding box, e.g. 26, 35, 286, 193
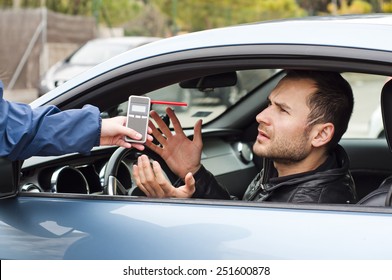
1, 0, 388, 35
122, 3, 170, 37
151, 0, 306, 33
327, 0, 373, 14
95, 0, 142, 27
0, 0, 143, 27
296, 0, 331, 15
382, 0, 392, 12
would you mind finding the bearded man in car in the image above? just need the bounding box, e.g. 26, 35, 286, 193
133, 70, 357, 204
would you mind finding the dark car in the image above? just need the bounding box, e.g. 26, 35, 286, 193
1, 14, 392, 260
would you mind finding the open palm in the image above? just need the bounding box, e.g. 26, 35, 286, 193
146, 108, 203, 179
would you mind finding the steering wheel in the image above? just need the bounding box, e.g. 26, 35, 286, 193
102, 147, 178, 196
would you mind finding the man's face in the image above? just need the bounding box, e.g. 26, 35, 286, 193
253, 78, 317, 164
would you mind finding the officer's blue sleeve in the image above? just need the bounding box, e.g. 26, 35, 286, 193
0, 81, 101, 160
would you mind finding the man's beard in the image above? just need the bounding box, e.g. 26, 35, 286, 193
253, 130, 310, 164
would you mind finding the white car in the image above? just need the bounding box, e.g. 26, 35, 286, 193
2, 14, 392, 260
38, 36, 160, 95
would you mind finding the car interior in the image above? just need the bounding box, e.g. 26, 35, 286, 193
13, 63, 392, 209
356, 79, 392, 206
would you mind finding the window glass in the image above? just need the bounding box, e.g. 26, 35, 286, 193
144, 69, 277, 127
111, 69, 278, 126
109, 71, 388, 138
342, 73, 389, 139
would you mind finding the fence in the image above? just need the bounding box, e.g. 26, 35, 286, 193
0, 8, 96, 89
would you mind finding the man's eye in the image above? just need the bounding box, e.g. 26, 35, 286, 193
280, 107, 289, 114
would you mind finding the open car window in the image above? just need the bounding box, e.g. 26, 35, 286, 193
112, 69, 278, 127
109, 71, 389, 138
96, 69, 392, 206
342, 73, 389, 139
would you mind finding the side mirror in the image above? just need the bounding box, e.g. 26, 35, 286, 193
0, 158, 20, 199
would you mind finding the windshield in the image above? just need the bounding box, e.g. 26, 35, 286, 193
144, 69, 278, 127
105, 69, 390, 139
111, 69, 277, 128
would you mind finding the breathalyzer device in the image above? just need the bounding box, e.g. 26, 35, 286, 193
125, 95, 151, 143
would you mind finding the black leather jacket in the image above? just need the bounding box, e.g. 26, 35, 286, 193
191, 145, 357, 204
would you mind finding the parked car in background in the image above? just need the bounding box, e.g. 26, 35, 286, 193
38, 36, 160, 96
2, 14, 392, 260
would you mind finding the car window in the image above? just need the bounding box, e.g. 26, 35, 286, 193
113, 69, 278, 127
107, 71, 389, 136
342, 73, 389, 139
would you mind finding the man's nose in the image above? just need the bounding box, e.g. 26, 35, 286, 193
256, 107, 270, 124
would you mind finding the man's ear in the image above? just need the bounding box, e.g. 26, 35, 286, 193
311, 123, 334, 148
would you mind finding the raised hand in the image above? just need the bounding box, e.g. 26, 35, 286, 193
146, 107, 203, 179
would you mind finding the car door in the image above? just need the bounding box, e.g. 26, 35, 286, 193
1, 193, 392, 259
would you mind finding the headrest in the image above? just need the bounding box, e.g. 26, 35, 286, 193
381, 79, 392, 152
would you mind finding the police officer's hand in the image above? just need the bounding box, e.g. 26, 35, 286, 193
100, 116, 153, 150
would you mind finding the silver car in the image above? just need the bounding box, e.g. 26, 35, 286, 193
38, 36, 160, 95
1, 14, 392, 259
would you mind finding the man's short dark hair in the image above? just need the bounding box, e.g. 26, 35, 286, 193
284, 70, 354, 152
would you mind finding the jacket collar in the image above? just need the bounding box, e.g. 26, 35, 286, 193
262, 144, 350, 189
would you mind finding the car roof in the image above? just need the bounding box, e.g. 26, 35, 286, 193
115, 14, 390, 51
146, 14, 392, 53
71, 14, 392, 72
32, 14, 392, 107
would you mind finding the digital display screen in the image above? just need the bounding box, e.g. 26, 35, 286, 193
132, 104, 146, 113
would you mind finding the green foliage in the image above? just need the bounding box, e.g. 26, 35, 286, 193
123, 4, 169, 37
295, 0, 331, 15
45, 0, 92, 15
257, 0, 308, 21
0, 0, 142, 26
327, 0, 373, 14
382, 1, 392, 12
152, 0, 306, 32
0, 0, 12, 8
97, 0, 142, 26
0, 0, 389, 35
